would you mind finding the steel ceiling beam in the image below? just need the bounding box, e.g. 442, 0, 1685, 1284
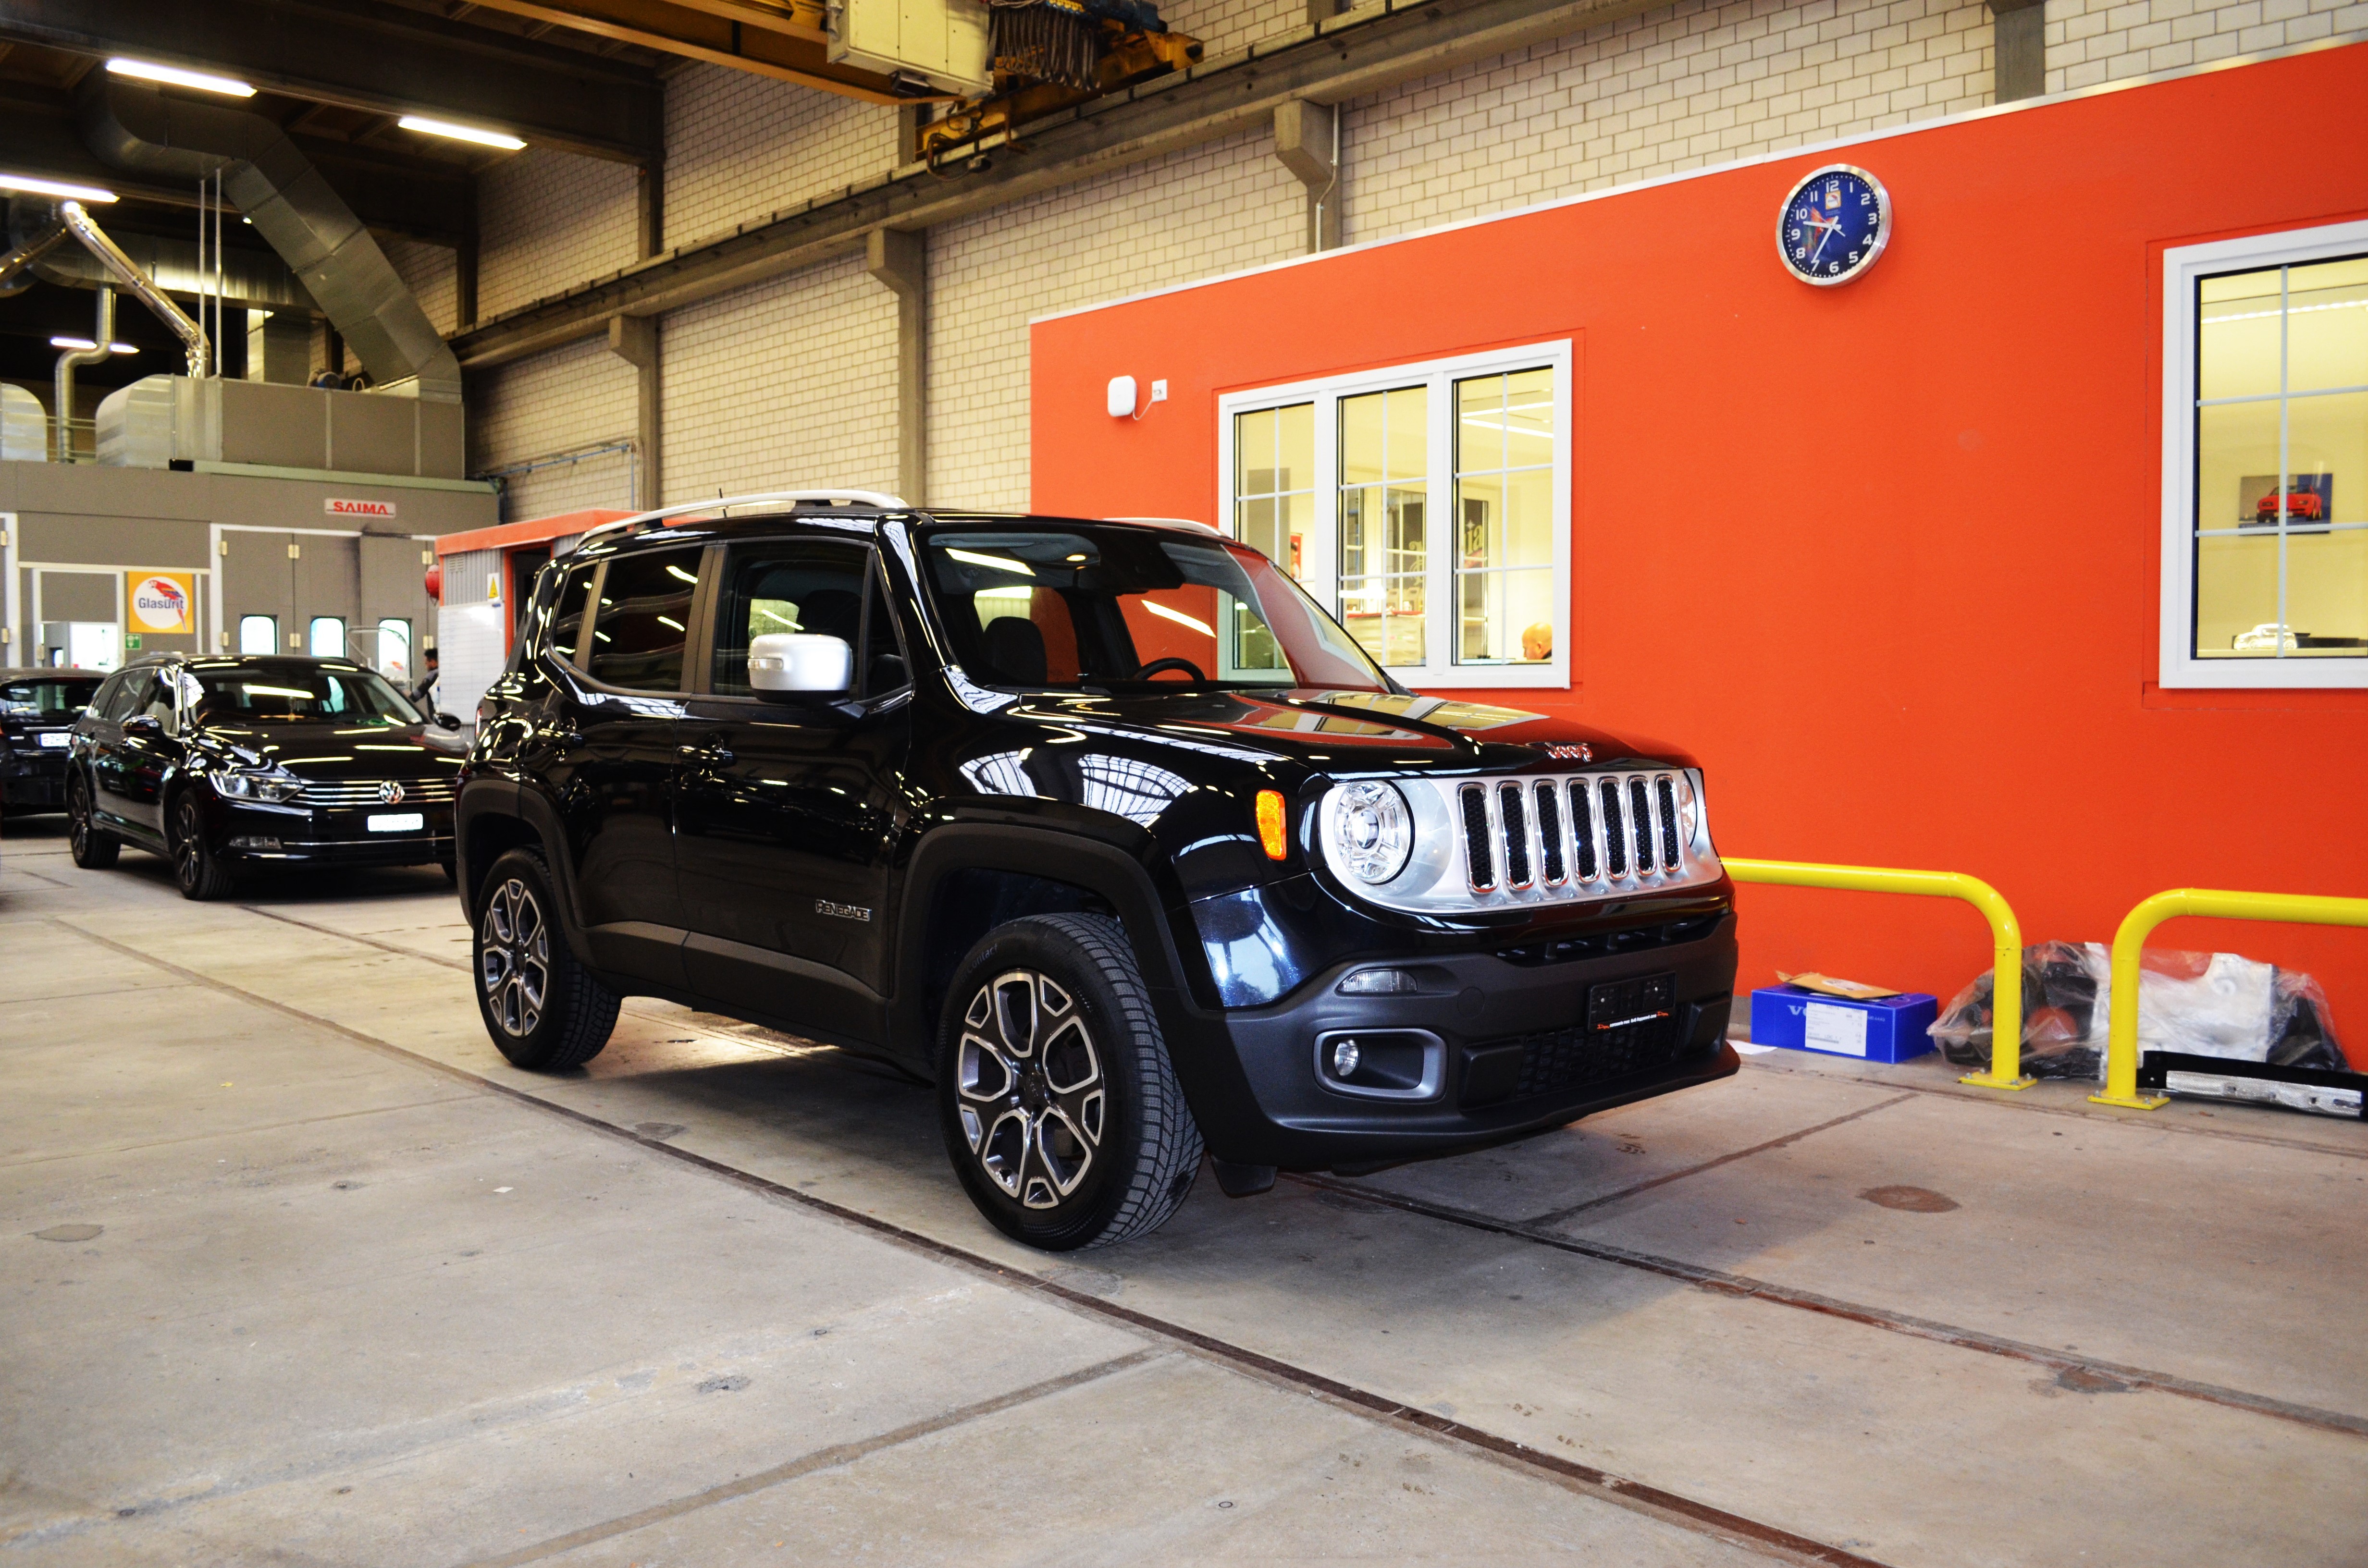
451, 0, 1668, 369
456, 0, 907, 101
0, 0, 663, 163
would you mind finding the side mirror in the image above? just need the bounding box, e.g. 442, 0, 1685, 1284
121, 713, 162, 738
433, 711, 463, 731
749, 633, 852, 696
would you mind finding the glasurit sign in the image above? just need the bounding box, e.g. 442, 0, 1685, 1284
125, 570, 197, 635
325, 498, 398, 518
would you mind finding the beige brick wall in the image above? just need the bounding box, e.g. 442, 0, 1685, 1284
1343, 0, 1991, 244
477, 148, 641, 321
2045, 0, 2368, 87
664, 64, 902, 250
1165, 0, 1306, 61
383, 236, 459, 337
469, 337, 642, 520
661, 252, 903, 503
928, 126, 1304, 509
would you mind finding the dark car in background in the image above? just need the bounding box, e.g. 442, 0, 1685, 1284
2, 668, 106, 818
65, 653, 466, 899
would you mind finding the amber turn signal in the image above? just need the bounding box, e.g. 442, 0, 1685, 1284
1255, 789, 1288, 860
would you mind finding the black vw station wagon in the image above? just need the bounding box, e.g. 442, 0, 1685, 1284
2, 667, 106, 817
67, 652, 466, 898
459, 491, 1739, 1250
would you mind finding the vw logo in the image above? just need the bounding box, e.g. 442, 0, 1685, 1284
377, 780, 406, 805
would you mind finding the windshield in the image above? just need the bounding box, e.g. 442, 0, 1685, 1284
184, 661, 424, 725
1, 675, 103, 721
918, 525, 1390, 692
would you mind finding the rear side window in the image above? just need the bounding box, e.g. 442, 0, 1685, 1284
585, 547, 702, 692
545, 562, 598, 666
710, 540, 868, 696
95, 671, 140, 721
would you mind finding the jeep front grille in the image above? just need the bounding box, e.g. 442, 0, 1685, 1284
1464, 771, 1700, 899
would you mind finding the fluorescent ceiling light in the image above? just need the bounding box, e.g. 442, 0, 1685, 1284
947, 547, 1033, 576
398, 115, 526, 150
1143, 600, 1214, 637
106, 58, 257, 97
0, 172, 116, 204
49, 337, 138, 354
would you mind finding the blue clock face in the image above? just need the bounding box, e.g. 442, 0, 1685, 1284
1778, 165, 1890, 286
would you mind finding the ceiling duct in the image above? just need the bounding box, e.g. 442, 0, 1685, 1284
75, 78, 461, 404
8, 199, 314, 313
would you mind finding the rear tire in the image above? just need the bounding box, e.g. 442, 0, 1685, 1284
937, 912, 1203, 1251
66, 774, 119, 870
170, 791, 236, 901
473, 847, 618, 1070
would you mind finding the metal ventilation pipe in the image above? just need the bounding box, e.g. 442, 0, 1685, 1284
54, 285, 115, 464
59, 201, 209, 379
0, 220, 67, 297
77, 79, 462, 403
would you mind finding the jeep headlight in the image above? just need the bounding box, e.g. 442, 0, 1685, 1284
1324, 781, 1413, 884
216, 765, 305, 804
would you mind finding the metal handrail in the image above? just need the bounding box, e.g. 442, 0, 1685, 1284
2090, 887, 2368, 1110
1724, 858, 2031, 1089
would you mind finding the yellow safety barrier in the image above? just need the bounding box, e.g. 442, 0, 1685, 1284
1724, 858, 2032, 1090
2091, 887, 2368, 1110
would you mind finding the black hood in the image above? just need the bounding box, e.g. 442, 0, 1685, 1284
994, 687, 1697, 775
193, 721, 468, 780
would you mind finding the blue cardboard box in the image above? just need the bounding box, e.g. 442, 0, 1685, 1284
1750, 987, 1938, 1064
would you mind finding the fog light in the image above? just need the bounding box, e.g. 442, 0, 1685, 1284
1337, 967, 1418, 996
1331, 1038, 1361, 1077
227, 835, 281, 851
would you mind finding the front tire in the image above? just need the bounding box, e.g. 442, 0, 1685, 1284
67, 774, 119, 870
171, 791, 236, 901
937, 912, 1203, 1251
473, 848, 618, 1070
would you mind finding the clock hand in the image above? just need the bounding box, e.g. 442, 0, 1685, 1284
1807, 220, 1838, 262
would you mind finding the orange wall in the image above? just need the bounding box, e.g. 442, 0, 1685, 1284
1031, 43, 2368, 1048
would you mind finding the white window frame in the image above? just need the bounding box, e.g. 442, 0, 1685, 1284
1218, 339, 1573, 690
2160, 219, 2368, 690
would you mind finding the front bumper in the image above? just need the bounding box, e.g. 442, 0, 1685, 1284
1181, 913, 1739, 1169
213, 800, 455, 867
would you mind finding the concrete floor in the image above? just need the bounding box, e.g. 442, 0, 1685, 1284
4, 817, 2366, 1568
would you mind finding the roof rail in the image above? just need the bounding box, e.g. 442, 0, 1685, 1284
1106, 515, 1222, 536
569, 489, 913, 551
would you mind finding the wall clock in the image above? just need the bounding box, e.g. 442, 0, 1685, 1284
1777, 164, 1891, 286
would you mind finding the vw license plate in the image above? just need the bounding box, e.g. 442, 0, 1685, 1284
367, 812, 425, 833
37, 732, 68, 748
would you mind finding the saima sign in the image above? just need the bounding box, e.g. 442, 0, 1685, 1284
125, 570, 197, 636
325, 498, 398, 518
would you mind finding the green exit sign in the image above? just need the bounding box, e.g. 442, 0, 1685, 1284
125, 634, 143, 650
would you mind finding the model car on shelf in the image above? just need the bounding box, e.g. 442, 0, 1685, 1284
1, 667, 105, 818
456, 492, 1739, 1250
65, 652, 466, 899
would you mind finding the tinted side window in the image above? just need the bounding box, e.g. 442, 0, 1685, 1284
96, 672, 141, 721
546, 562, 598, 666
863, 559, 909, 696
711, 540, 868, 696
585, 547, 702, 692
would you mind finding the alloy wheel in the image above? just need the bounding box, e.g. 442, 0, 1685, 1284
68, 780, 89, 856
173, 796, 206, 890
955, 968, 1105, 1210
479, 877, 551, 1039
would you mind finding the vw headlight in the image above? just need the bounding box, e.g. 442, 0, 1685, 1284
1325, 781, 1413, 884
217, 766, 304, 804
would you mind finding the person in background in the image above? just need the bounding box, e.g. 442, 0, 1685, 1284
410, 647, 440, 711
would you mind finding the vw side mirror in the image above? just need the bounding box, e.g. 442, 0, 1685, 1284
433, 711, 463, 731
749, 633, 852, 696
121, 713, 162, 737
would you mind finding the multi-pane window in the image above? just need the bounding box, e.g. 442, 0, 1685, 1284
2164, 223, 2368, 688
1220, 342, 1570, 689
1338, 386, 1429, 670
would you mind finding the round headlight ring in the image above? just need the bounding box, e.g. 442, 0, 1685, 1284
1330, 781, 1413, 885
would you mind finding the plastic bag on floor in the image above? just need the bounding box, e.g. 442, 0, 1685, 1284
1927, 941, 2348, 1082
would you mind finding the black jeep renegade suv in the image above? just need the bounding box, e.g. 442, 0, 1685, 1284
459, 494, 1739, 1250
